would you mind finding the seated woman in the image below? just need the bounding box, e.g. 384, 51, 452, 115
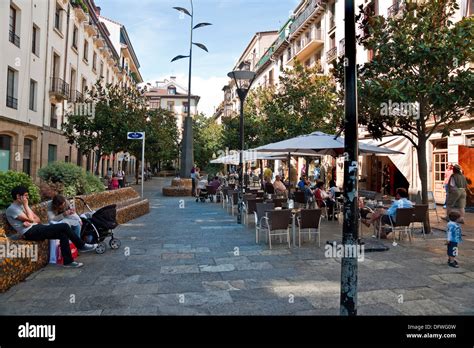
314, 182, 336, 220
273, 175, 287, 195
47, 194, 82, 239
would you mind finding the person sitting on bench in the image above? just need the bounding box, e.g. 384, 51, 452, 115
6, 186, 97, 268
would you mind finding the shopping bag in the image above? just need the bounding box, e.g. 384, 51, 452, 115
56, 241, 79, 265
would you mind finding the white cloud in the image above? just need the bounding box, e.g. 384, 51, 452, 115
144, 74, 228, 117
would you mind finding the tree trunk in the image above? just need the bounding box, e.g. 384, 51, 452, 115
417, 136, 431, 234
95, 149, 101, 176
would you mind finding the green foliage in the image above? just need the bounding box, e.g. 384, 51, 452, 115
221, 62, 342, 152
38, 162, 104, 197
193, 113, 224, 169
0, 171, 40, 210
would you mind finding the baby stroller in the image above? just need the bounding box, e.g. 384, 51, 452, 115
76, 197, 120, 254
196, 179, 209, 202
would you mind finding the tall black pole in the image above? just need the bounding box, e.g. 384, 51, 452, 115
237, 93, 244, 224
180, 0, 195, 178
340, 0, 359, 316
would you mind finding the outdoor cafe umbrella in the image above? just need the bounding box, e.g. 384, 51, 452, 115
254, 131, 403, 193
254, 131, 404, 156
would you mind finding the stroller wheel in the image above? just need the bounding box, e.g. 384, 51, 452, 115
95, 242, 107, 254
109, 238, 121, 250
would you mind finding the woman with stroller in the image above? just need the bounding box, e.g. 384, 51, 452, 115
47, 194, 83, 238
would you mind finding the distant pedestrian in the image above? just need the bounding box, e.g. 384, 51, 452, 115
446, 164, 469, 224
446, 211, 463, 268
191, 166, 196, 196
443, 163, 454, 209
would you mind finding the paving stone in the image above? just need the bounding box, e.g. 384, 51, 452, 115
430, 273, 474, 284
358, 289, 399, 306
102, 306, 159, 315
390, 287, 444, 302
202, 280, 247, 292
235, 262, 273, 271
161, 253, 195, 260
390, 299, 453, 315
111, 283, 160, 295
206, 298, 313, 315
358, 303, 404, 315
132, 290, 233, 307
160, 265, 200, 274
199, 264, 235, 273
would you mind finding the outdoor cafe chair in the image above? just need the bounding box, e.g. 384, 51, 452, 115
272, 198, 287, 208
315, 198, 328, 219
294, 191, 306, 208
244, 198, 264, 225
221, 187, 229, 209
264, 209, 292, 249
229, 191, 239, 216
381, 208, 415, 243
255, 202, 274, 244
412, 204, 428, 239
297, 209, 322, 247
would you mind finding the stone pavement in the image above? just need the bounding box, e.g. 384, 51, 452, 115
1, 178, 473, 315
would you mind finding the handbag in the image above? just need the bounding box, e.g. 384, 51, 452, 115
54, 241, 79, 265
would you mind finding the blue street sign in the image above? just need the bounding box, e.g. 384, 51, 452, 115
127, 132, 144, 140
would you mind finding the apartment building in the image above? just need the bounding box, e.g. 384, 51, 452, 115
222, 31, 278, 118
144, 77, 200, 140
0, 0, 142, 180
216, 0, 473, 203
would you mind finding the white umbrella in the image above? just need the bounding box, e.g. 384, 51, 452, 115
254, 131, 403, 156
210, 150, 319, 165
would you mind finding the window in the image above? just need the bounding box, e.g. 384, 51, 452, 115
183, 102, 189, 114
83, 40, 89, 62
168, 87, 177, 95
72, 26, 78, 50
329, 2, 336, 30
29, 79, 37, 111
81, 78, 87, 95
6, 67, 18, 109
32, 25, 40, 55
54, 4, 62, 32
48, 144, 57, 164
269, 69, 274, 86
92, 52, 97, 71
167, 101, 175, 112
106, 69, 109, 83
0, 135, 12, 171
50, 104, 58, 128
100, 61, 104, 78
9, 5, 20, 47
23, 138, 32, 176
469, 0, 473, 16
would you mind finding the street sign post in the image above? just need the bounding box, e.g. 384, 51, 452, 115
127, 132, 145, 198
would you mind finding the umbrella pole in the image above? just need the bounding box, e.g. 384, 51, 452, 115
287, 152, 291, 196
260, 159, 264, 189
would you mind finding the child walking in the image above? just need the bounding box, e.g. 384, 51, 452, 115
447, 211, 463, 268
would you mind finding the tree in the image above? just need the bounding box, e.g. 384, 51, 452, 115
193, 113, 223, 171
63, 81, 148, 176
334, 0, 473, 232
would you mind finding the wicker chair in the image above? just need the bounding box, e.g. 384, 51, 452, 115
264, 209, 292, 249
297, 209, 323, 247
255, 203, 274, 244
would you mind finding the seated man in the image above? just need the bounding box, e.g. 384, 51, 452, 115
314, 182, 336, 220
363, 187, 413, 238
6, 186, 97, 268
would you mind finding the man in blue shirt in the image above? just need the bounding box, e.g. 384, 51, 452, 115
364, 188, 413, 238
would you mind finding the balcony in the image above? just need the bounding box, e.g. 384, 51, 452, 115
6, 95, 18, 109
84, 22, 97, 37
339, 38, 345, 57
290, 0, 326, 37
287, 30, 324, 66
255, 46, 275, 71
69, 90, 84, 103
326, 47, 337, 62
9, 30, 20, 47
93, 35, 105, 49
49, 77, 70, 101
72, 4, 88, 23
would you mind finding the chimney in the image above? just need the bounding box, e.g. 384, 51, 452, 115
96, 6, 101, 16
170, 76, 176, 81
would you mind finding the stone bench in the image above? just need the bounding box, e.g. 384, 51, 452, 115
162, 178, 193, 197
0, 187, 149, 293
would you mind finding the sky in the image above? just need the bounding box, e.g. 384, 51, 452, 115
96, 0, 299, 116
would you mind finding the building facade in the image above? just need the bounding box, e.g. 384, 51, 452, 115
1, 0, 142, 180
144, 77, 200, 140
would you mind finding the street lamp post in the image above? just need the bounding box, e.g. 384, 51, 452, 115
340, 0, 359, 316
227, 69, 256, 224
171, 1, 212, 179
